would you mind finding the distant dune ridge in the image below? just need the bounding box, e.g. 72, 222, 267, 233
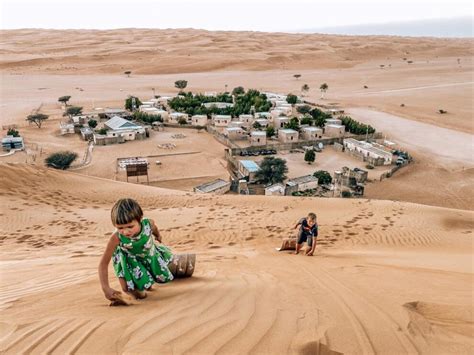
299, 16, 474, 38
0, 28, 472, 74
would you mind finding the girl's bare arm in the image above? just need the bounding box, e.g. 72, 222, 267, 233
150, 219, 162, 242
98, 233, 120, 299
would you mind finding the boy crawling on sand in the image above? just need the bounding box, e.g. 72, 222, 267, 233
98, 198, 175, 304
294, 212, 318, 256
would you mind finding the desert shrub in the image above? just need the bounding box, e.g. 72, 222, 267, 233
313, 170, 332, 185
366, 164, 374, 169
341, 190, 352, 198
45, 151, 78, 170
7, 128, 20, 137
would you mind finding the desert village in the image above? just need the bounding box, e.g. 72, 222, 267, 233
2, 87, 412, 199
0, 26, 472, 355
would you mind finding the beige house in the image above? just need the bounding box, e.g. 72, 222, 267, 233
169, 112, 188, 124
278, 129, 299, 143
191, 115, 208, 126
194, 179, 231, 194
343, 138, 393, 165
302, 126, 323, 140
285, 175, 319, 194
224, 127, 246, 140
249, 131, 267, 146
254, 118, 269, 128
213, 115, 232, 127
273, 116, 290, 129
238, 114, 254, 127
325, 124, 345, 138
229, 121, 245, 128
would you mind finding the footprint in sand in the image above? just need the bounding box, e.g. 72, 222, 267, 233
245, 236, 255, 241
208, 245, 221, 249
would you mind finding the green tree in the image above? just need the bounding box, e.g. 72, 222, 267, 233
300, 116, 312, 126
304, 150, 315, 164
293, 74, 301, 80
58, 95, 71, 106
286, 94, 298, 105
26, 113, 49, 128
124, 71, 131, 77
65, 106, 83, 117
178, 117, 188, 125
301, 84, 309, 96
320, 83, 328, 99
253, 121, 262, 130
266, 126, 275, 137
97, 128, 108, 135
310, 108, 331, 127
125, 96, 142, 111
255, 157, 288, 185
232, 86, 245, 96
88, 119, 98, 128
7, 128, 20, 137
313, 170, 332, 185
284, 117, 300, 131
174, 80, 188, 90
45, 151, 78, 170
297, 105, 312, 115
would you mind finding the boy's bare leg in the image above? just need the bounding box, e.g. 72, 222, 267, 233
295, 243, 302, 254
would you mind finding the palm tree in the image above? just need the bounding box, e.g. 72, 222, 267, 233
320, 83, 328, 99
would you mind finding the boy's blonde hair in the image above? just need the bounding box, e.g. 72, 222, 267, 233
111, 198, 143, 225
307, 212, 317, 221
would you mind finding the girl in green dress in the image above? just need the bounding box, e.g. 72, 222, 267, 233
99, 198, 174, 301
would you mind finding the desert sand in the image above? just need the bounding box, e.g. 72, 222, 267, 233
0, 29, 473, 354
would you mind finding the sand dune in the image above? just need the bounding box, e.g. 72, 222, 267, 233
0, 163, 472, 354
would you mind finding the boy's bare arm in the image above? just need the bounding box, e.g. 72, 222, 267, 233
150, 219, 162, 242
98, 233, 120, 299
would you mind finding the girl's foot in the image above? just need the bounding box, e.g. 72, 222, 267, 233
129, 290, 147, 299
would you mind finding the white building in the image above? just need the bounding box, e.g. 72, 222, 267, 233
249, 131, 267, 146
254, 118, 269, 128
286, 175, 319, 194
278, 129, 299, 143
325, 124, 345, 138
203, 102, 234, 109
103, 116, 146, 141
191, 115, 208, 126
325, 118, 342, 125
255, 112, 272, 119
343, 138, 393, 165
265, 183, 286, 196
302, 126, 323, 140
224, 127, 246, 140
213, 115, 232, 127
194, 179, 231, 194
229, 121, 245, 128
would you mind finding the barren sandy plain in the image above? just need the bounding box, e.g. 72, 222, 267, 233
0, 29, 473, 354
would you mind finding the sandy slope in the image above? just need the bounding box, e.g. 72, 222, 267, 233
0, 163, 472, 354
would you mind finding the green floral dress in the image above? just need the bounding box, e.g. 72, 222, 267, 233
112, 218, 174, 291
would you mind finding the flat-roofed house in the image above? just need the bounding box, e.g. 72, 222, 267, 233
302, 126, 323, 140
213, 115, 232, 127
238, 160, 260, 182
238, 114, 254, 127
285, 175, 319, 195
325, 124, 345, 138
224, 127, 245, 140
278, 129, 299, 143
325, 118, 342, 125
2, 135, 24, 151
255, 112, 272, 119
273, 116, 290, 129
343, 138, 393, 165
254, 118, 269, 128
203, 102, 234, 109
249, 131, 267, 146
194, 179, 231, 194
191, 115, 208, 126
169, 112, 188, 124
229, 121, 245, 128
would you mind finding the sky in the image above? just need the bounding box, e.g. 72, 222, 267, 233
1, 0, 472, 32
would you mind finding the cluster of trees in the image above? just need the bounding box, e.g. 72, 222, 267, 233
7, 128, 20, 137
304, 150, 315, 164
313, 170, 332, 185
125, 96, 143, 111
255, 157, 288, 185
283, 117, 300, 131
340, 116, 376, 135
286, 94, 298, 105
168, 89, 271, 117
132, 111, 163, 124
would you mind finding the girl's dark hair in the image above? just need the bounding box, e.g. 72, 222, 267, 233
111, 198, 143, 225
